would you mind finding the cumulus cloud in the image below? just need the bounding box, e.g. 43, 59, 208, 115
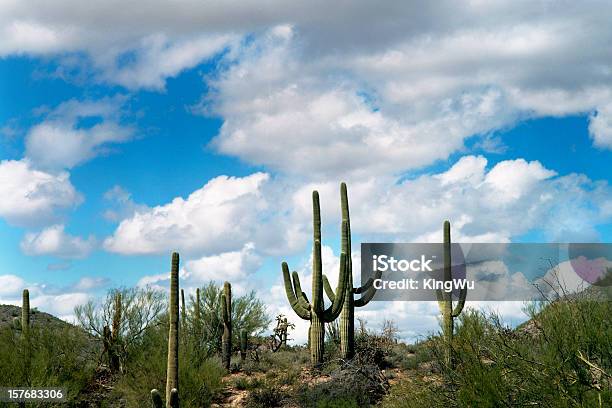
102, 185, 149, 222
0, 159, 81, 227
20, 224, 96, 259
25, 96, 135, 170
589, 102, 612, 149
136, 243, 263, 297
0, 275, 93, 322
104, 172, 270, 255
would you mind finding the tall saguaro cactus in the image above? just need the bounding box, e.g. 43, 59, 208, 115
151, 252, 181, 408
21, 289, 30, 338
221, 281, 232, 371
437, 221, 467, 367
322, 183, 381, 360
282, 189, 349, 366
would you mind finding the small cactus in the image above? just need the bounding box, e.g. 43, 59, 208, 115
282, 189, 349, 366
151, 388, 178, 408
437, 221, 467, 367
221, 281, 232, 371
240, 329, 247, 362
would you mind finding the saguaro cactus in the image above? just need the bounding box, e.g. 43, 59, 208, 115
151, 252, 181, 408
282, 189, 349, 366
194, 288, 201, 333
240, 329, 247, 362
180, 289, 186, 330
221, 281, 232, 371
437, 221, 467, 367
322, 183, 381, 359
21, 289, 30, 338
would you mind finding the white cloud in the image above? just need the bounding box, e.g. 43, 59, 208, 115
25, 97, 134, 170
183, 242, 262, 284
104, 172, 270, 255
0, 275, 93, 322
589, 102, 612, 149
104, 33, 237, 90
0, 275, 26, 297
102, 185, 148, 222
20, 224, 95, 259
0, 159, 81, 227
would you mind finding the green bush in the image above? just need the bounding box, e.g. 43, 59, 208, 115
0, 324, 97, 405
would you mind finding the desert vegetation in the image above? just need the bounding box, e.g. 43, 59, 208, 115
1, 183, 610, 407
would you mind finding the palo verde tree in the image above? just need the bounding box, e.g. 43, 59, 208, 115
282, 189, 349, 366
75, 286, 165, 373
322, 183, 381, 359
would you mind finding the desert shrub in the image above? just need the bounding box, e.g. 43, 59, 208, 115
384, 298, 612, 407
298, 360, 389, 407
246, 382, 286, 407
194, 282, 270, 353
0, 324, 97, 404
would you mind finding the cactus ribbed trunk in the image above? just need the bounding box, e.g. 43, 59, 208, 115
222, 281, 232, 371
166, 252, 180, 407
109, 292, 122, 372
240, 329, 247, 362
22, 289, 30, 338
442, 222, 453, 366
340, 288, 354, 359
180, 289, 186, 330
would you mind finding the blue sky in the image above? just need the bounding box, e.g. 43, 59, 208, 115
1, 1, 611, 341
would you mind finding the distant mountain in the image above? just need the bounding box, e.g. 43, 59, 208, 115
0, 304, 72, 329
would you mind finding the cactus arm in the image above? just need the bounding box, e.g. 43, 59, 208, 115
282, 263, 311, 320
452, 286, 467, 317
354, 286, 376, 307
291, 271, 311, 308
322, 274, 336, 302
323, 252, 348, 321
151, 389, 163, 408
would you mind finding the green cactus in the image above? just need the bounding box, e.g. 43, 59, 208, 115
194, 288, 201, 335
221, 281, 232, 371
12, 316, 21, 331
180, 289, 186, 330
282, 189, 350, 366
21, 289, 30, 338
166, 252, 180, 406
437, 220, 467, 368
151, 388, 178, 408
322, 183, 381, 359
108, 292, 122, 372
240, 329, 248, 362
150, 253, 181, 408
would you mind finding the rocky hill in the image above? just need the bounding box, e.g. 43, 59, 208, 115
0, 304, 72, 329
